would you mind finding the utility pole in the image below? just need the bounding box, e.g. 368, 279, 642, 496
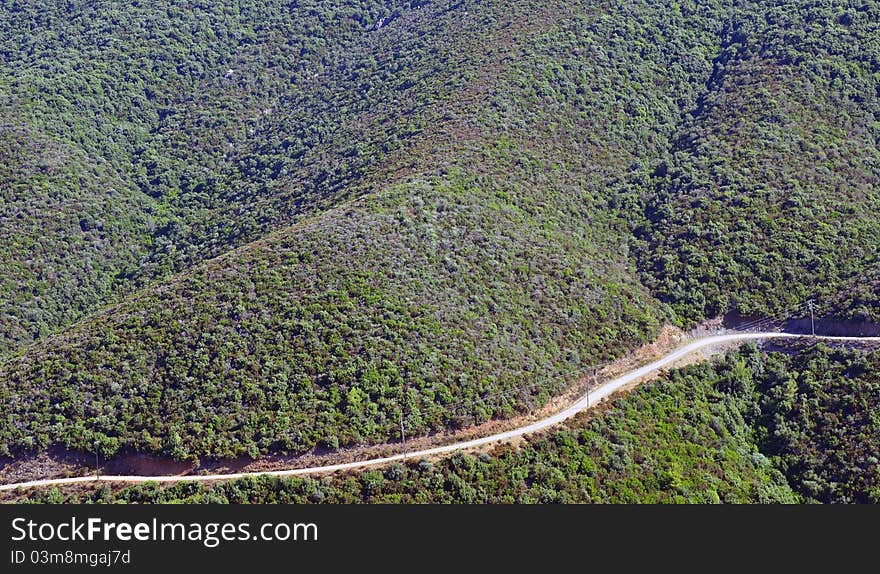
808, 299, 815, 336
94, 439, 100, 480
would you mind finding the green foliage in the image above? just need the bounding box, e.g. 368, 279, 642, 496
1, 0, 730, 461
635, 2, 880, 322
1, 0, 878, 474
26, 344, 879, 504
0, 0, 481, 356
752, 345, 880, 503
830, 262, 880, 323
0, 172, 663, 460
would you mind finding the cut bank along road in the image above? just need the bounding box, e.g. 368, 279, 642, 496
2, 332, 878, 493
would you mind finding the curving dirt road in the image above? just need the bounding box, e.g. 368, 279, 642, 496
2, 331, 878, 493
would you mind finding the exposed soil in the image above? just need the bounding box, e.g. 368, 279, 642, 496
1, 323, 693, 486
103, 455, 195, 477
6, 320, 871, 502
0, 447, 92, 485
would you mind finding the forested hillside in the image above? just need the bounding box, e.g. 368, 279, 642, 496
636, 2, 880, 321
1, 0, 878, 476
0, 0, 725, 462
3, 0, 509, 356
18, 345, 879, 504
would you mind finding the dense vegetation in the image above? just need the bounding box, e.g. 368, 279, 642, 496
1, 0, 878, 473
831, 262, 880, 323
18, 345, 879, 504
636, 2, 880, 321
0, 0, 727, 462
753, 344, 880, 502
0, 0, 484, 356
